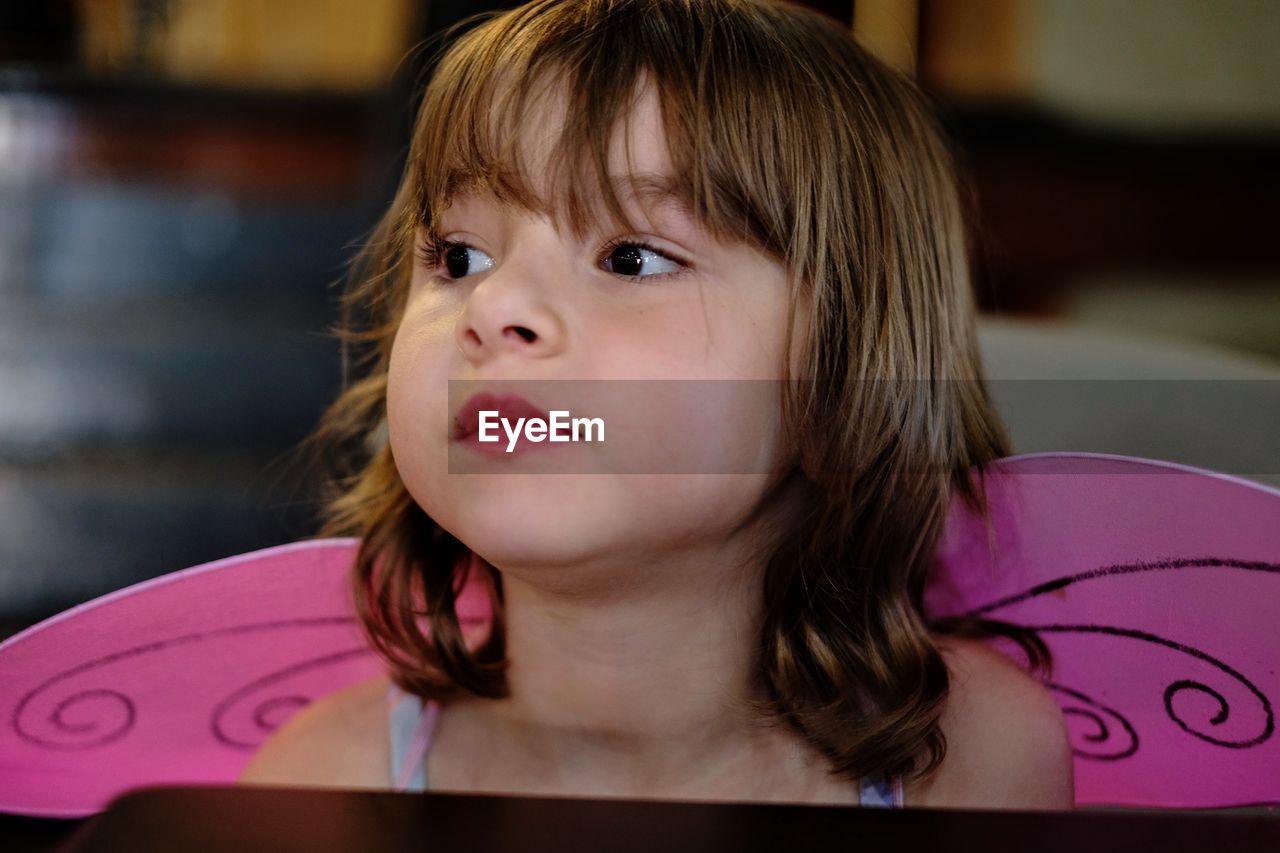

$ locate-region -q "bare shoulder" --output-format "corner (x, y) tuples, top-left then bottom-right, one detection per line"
(238, 673), (393, 789)
(904, 638), (1074, 810)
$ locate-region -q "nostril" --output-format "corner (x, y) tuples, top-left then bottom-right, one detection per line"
(507, 326), (537, 343)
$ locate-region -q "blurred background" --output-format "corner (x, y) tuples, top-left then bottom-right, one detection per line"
(1, 0), (1277, 637)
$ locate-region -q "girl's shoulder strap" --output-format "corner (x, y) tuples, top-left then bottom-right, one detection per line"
(858, 772), (905, 808)
(386, 685), (440, 791)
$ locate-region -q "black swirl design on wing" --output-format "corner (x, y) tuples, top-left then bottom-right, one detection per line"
(12, 617), (366, 751)
(1048, 683), (1138, 760)
(957, 558), (1279, 760)
(1035, 625), (1273, 751)
(963, 557), (1280, 618)
(210, 647), (374, 749)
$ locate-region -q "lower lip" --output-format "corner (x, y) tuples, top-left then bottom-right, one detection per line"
(455, 430), (575, 456)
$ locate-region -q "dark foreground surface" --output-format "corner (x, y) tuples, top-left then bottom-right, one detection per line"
(5, 785), (1278, 853)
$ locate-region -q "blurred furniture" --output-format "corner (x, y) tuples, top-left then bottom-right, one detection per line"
(978, 316), (1280, 488)
(77, 0), (418, 92)
(951, 110), (1280, 319)
(914, 1), (1280, 338)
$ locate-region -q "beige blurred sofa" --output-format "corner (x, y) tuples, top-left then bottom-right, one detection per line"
(976, 317), (1280, 489)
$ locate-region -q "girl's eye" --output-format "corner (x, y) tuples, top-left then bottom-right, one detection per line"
(435, 241), (495, 279)
(421, 237), (683, 281)
(601, 242), (683, 279)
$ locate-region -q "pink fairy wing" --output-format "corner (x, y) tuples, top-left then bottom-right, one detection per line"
(0, 538), (493, 817)
(2, 539), (378, 817)
(927, 453), (1280, 809)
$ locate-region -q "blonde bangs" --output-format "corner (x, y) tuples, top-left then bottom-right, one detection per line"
(405, 0), (813, 254)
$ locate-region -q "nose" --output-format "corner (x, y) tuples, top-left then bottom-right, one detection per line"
(455, 256), (567, 365)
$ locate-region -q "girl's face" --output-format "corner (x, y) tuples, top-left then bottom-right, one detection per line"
(387, 84), (804, 581)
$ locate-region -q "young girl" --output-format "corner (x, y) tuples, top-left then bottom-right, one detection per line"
(241, 0), (1073, 808)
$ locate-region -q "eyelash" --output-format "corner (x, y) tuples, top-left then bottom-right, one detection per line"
(415, 236), (451, 272)
(416, 236), (691, 283)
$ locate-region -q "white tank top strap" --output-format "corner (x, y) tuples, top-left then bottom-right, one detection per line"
(857, 771), (905, 808)
(387, 686), (438, 791)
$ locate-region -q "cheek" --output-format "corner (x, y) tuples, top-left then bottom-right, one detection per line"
(581, 378), (782, 482)
(386, 319), (452, 507)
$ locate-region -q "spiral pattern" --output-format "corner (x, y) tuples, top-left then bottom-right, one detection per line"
(1050, 683), (1138, 760)
(17, 688), (138, 750)
(10, 617), (363, 753)
(958, 559), (1279, 761)
(210, 647), (375, 749)
(1164, 679), (1274, 749)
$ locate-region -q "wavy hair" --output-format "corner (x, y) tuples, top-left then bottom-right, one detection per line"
(308, 0), (1047, 785)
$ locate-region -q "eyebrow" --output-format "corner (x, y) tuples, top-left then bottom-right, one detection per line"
(607, 172), (695, 216)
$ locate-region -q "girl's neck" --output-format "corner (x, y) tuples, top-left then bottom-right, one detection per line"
(470, 540), (785, 795)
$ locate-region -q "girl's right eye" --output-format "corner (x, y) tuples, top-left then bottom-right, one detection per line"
(424, 239), (495, 280)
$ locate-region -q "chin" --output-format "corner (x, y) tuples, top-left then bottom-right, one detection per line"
(423, 473), (623, 570)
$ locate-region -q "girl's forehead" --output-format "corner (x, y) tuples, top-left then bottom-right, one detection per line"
(440, 171), (693, 221)
(433, 82), (694, 235)
(509, 80), (675, 198)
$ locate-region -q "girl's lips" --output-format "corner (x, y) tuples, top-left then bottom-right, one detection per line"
(451, 391), (550, 441)
(457, 427), (573, 456)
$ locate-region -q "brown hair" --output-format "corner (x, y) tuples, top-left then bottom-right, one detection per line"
(309, 0), (1045, 785)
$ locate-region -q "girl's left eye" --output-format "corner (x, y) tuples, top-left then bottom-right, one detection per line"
(440, 243), (495, 279)
(418, 237), (495, 281)
(601, 242), (684, 279)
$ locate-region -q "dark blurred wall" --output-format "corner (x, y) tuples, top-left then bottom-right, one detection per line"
(0, 2), (441, 635)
